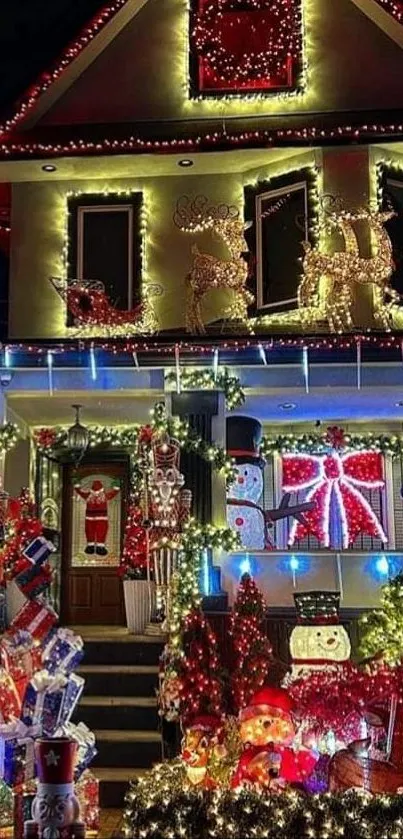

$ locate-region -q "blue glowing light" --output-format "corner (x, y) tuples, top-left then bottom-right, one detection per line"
(239, 556), (252, 576)
(376, 555), (389, 576)
(289, 555), (299, 572)
(90, 345), (97, 381)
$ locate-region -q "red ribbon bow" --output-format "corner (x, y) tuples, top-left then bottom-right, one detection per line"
(282, 451), (387, 549)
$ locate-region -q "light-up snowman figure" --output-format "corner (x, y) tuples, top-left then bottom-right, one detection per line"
(226, 416), (266, 550)
(288, 591), (351, 681)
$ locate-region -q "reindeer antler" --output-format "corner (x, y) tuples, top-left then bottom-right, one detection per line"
(173, 195), (240, 232)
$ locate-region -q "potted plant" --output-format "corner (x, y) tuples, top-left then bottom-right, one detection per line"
(120, 503), (155, 634)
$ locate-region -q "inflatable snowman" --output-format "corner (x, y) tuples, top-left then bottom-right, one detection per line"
(288, 591), (351, 680)
(226, 416), (267, 550)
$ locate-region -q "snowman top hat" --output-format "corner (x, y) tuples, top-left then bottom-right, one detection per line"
(294, 590), (341, 625)
(226, 416), (265, 467)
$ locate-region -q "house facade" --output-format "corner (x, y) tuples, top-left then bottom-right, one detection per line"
(2, 0), (403, 649)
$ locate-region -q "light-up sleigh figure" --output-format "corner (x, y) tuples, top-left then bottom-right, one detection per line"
(174, 195), (254, 334)
(50, 276), (157, 336)
(298, 209), (400, 332)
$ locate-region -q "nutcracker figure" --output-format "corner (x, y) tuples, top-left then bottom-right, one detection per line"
(24, 737), (85, 839)
(74, 479), (120, 557)
(147, 432), (191, 629)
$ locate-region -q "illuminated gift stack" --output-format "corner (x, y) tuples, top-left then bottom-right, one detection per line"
(0, 491), (99, 838)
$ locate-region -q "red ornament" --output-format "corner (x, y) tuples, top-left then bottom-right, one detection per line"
(138, 425), (154, 446)
(326, 426), (346, 450)
(34, 428), (58, 450)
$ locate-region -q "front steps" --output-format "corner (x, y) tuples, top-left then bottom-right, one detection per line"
(73, 627), (164, 808)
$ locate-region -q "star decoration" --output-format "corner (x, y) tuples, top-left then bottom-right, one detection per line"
(44, 749), (60, 767)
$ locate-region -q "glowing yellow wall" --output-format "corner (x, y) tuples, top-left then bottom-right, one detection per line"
(9, 151), (317, 338)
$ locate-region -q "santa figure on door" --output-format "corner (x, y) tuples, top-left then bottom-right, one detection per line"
(74, 478), (120, 557)
(226, 416), (267, 550)
(288, 590), (351, 681)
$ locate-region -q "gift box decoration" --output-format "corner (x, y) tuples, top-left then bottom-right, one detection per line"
(15, 563), (52, 600)
(0, 631), (42, 704)
(76, 769), (100, 832)
(0, 668), (21, 722)
(0, 779), (13, 829)
(0, 721), (36, 786)
(42, 628), (84, 676)
(21, 670), (67, 735)
(57, 722), (97, 780)
(59, 674), (84, 726)
(10, 600), (57, 644)
(22, 536), (55, 567)
(12, 780), (36, 839)
(0, 587), (6, 636)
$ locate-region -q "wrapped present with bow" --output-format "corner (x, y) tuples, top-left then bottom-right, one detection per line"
(0, 631), (42, 702)
(15, 562), (52, 600)
(22, 535), (55, 567)
(0, 721), (38, 786)
(21, 670), (68, 735)
(42, 628), (84, 676)
(76, 769), (100, 833)
(0, 668), (21, 722)
(10, 599), (57, 645)
(57, 722), (97, 780)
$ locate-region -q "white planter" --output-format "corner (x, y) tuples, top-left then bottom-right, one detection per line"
(123, 579), (155, 634)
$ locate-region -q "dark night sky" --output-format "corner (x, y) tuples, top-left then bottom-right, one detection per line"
(0, 1), (104, 117)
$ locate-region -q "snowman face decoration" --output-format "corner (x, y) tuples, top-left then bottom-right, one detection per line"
(290, 624), (351, 663)
(229, 463), (263, 503)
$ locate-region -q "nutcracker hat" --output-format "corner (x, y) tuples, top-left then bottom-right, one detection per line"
(294, 590), (341, 625)
(152, 432), (181, 470)
(239, 686), (294, 723)
(35, 737), (77, 785)
(226, 416), (265, 467)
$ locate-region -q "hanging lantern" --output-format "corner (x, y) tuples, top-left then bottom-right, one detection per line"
(67, 405), (89, 464)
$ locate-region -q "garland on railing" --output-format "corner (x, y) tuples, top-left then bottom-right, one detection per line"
(261, 430), (403, 458)
(34, 402), (237, 485)
(165, 368), (245, 411)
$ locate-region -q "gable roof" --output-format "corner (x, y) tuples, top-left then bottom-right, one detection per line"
(2, 0), (403, 158)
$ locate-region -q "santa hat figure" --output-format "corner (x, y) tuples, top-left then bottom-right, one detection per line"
(235, 686), (317, 788)
(26, 737), (85, 838)
(288, 591), (351, 681)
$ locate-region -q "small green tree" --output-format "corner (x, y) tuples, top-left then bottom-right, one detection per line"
(360, 572), (403, 665)
(229, 574), (272, 714)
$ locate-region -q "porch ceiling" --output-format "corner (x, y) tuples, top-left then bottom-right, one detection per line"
(6, 391), (158, 428)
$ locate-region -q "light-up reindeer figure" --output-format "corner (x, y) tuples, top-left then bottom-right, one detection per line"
(174, 195), (254, 334)
(299, 209), (399, 332)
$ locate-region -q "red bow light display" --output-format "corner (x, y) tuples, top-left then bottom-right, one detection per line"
(282, 451), (387, 549)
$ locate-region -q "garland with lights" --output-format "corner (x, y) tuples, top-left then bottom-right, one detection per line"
(0, 423), (20, 455)
(166, 368), (245, 411)
(261, 429), (403, 457)
(191, 0), (302, 93)
(34, 402), (237, 486)
(124, 782), (403, 838)
(360, 573), (403, 665)
(229, 573), (272, 714)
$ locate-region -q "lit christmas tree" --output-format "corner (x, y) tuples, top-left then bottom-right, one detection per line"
(229, 573), (272, 714)
(360, 573), (403, 665)
(120, 501), (148, 579)
(179, 607), (223, 724)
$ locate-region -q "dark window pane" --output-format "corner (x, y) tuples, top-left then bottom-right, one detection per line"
(258, 186), (306, 311)
(80, 209), (131, 308)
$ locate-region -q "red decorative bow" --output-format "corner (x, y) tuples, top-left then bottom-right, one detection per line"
(282, 451), (387, 549)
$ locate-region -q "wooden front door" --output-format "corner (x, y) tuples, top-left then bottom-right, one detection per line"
(62, 460), (127, 625)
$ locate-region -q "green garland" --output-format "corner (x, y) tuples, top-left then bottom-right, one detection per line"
(261, 430), (403, 457)
(124, 775), (403, 839)
(34, 402), (237, 485)
(0, 423), (20, 454)
(166, 368), (245, 411)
